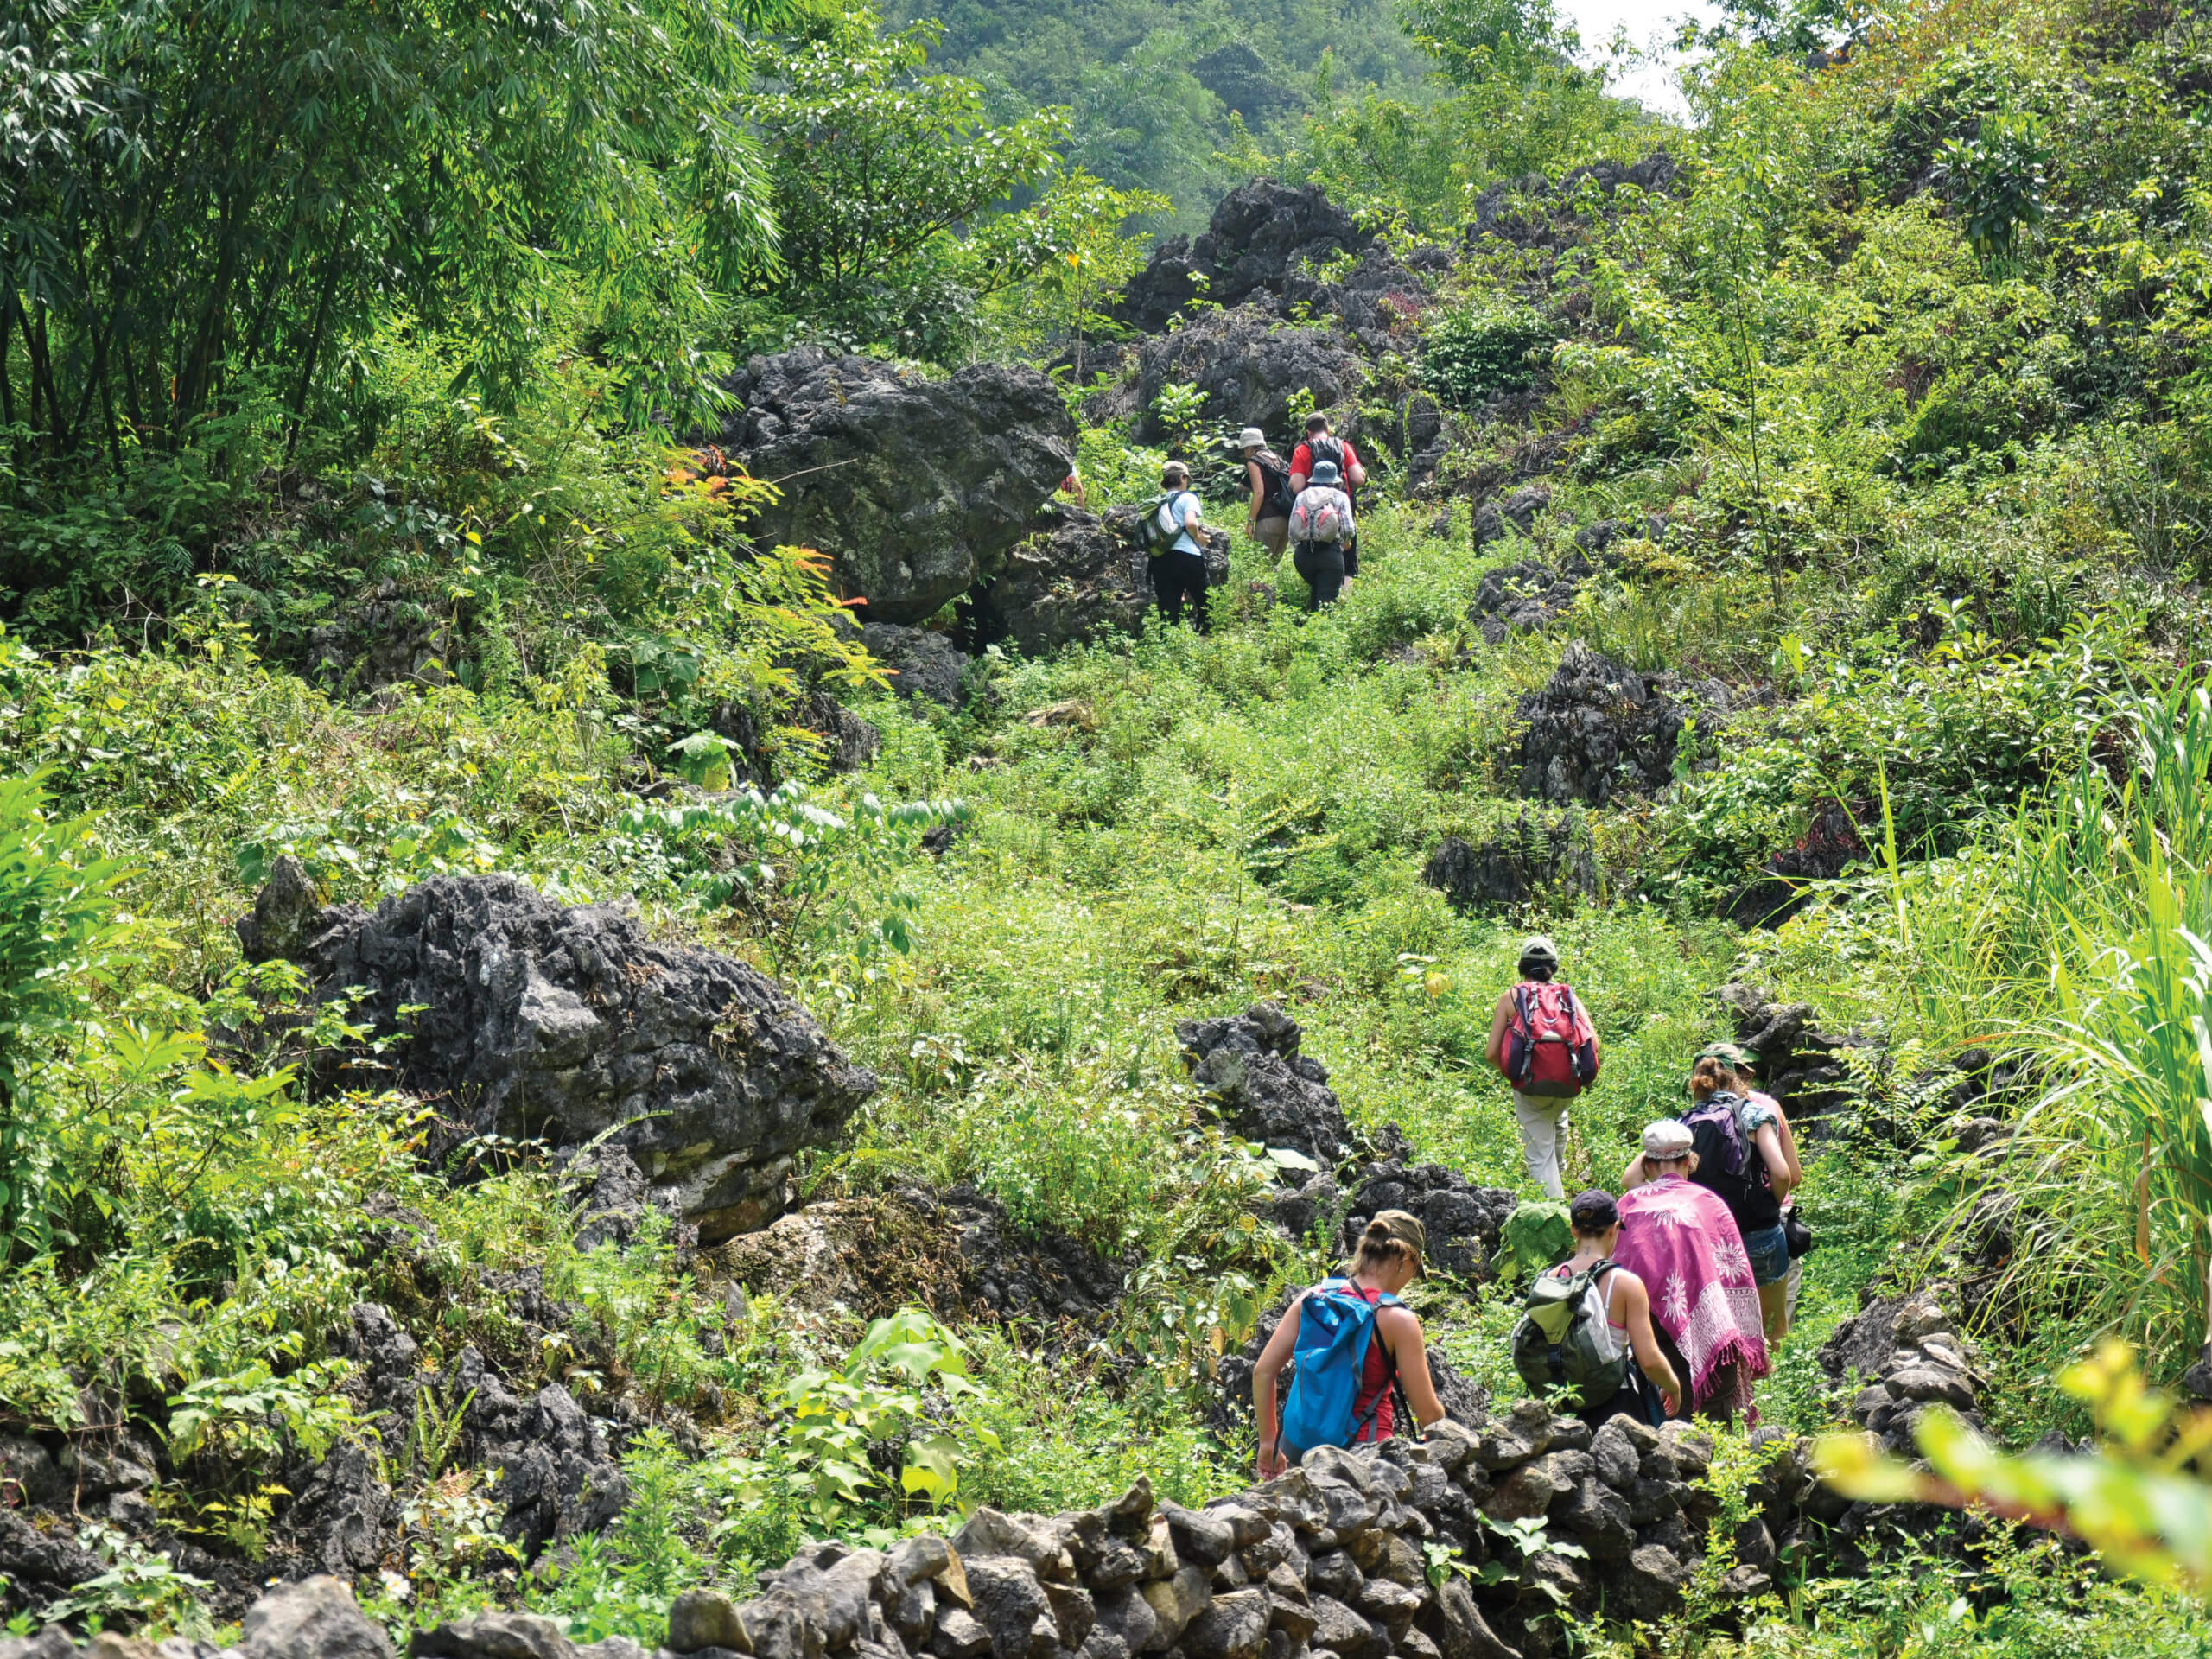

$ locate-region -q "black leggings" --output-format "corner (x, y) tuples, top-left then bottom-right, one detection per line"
(1294, 541), (1346, 608)
(1150, 549), (1211, 632)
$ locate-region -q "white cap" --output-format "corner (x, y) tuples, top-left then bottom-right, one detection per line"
(1641, 1120), (1694, 1159)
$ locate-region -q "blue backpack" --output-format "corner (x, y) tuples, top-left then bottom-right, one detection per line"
(1279, 1279), (1401, 1456)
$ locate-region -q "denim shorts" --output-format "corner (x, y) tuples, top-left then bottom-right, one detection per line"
(1742, 1222), (1790, 1287)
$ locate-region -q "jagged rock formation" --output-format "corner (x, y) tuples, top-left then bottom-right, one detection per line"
(972, 505), (1152, 658)
(1465, 156), (1683, 257)
(1713, 985), (1860, 1126)
(1134, 308), (1368, 443)
(237, 868), (877, 1241)
(712, 349), (1075, 626)
(307, 579), (453, 696)
(1516, 644), (1683, 807)
(1119, 182), (1377, 334)
(1422, 814), (1596, 912)
(1178, 1003), (1353, 1172)
(1470, 486), (1551, 552)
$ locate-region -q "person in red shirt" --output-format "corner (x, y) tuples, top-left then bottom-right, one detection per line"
(1288, 415), (1367, 588)
(1288, 414), (1368, 496)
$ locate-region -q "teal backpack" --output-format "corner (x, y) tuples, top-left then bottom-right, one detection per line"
(1279, 1279), (1400, 1454)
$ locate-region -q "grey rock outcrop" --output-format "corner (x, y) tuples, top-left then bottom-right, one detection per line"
(1177, 1002), (1352, 1171)
(974, 505), (1150, 658)
(1422, 814), (1596, 912)
(1516, 644), (1682, 807)
(1134, 308), (1368, 443)
(238, 869), (876, 1242)
(238, 1576), (396, 1659)
(713, 349), (1075, 626)
(307, 579), (453, 696)
(1470, 486), (1551, 552)
(1119, 181), (1376, 334)
(1467, 544), (1628, 643)
(863, 623), (973, 706)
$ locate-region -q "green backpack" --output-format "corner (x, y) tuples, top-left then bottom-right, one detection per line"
(1510, 1259), (1628, 1411)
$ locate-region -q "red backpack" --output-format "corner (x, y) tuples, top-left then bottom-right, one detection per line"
(1503, 982), (1599, 1098)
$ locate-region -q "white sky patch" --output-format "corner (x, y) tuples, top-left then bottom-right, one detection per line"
(1553, 0), (1723, 121)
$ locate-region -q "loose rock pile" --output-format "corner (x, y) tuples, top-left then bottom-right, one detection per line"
(238, 869), (877, 1243)
(1820, 1287), (1987, 1458)
(1516, 644), (1683, 808)
(1118, 183), (1376, 334)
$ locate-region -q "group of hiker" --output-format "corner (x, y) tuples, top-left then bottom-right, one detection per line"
(1252, 937), (1808, 1469)
(1135, 415), (1368, 631)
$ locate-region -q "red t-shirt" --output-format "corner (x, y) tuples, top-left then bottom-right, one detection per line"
(1290, 437), (1361, 480)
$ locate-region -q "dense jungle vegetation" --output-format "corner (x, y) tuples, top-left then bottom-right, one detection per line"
(11, 0), (2212, 1653)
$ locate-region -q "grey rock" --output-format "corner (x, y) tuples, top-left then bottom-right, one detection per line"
(1419, 1579), (1519, 1659)
(976, 506), (1151, 659)
(282, 1439), (391, 1576)
(0, 1438), (63, 1510)
(1339, 1163), (1516, 1287)
(1304, 1598), (1383, 1659)
(241, 873), (876, 1243)
(713, 350), (1074, 626)
(1618, 1546), (1687, 1621)
(1183, 1591), (1271, 1659)
(1550, 1481), (1634, 1562)
(1162, 1502), (1236, 1567)
(1588, 1423), (1638, 1493)
(0, 1631), (78, 1659)
(455, 1357), (629, 1555)
(577, 1643), (650, 1659)
(669, 1590), (748, 1656)
(1350, 1580), (1422, 1629)
(1045, 1583), (1096, 1649)
(241, 1578), (396, 1659)
(965, 1557), (1060, 1659)
(1178, 1004), (1351, 1170)
(410, 1612), (576, 1659)
(1470, 487), (1551, 552)
(1421, 815), (1596, 913)
(1137, 1567), (1211, 1647)
(861, 624), (970, 707)
(306, 580), (454, 697)
(0, 1511), (104, 1610)
(931, 1610), (991, 1659)
(1306, 1551), (1362, 1603)
(1119, 181), (1377, 334)
(1090, 1587), (1160, 1655)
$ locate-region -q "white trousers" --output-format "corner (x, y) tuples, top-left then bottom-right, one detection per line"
(1513, 1091), (1571, 1199)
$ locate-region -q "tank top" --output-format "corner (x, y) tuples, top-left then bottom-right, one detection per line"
(1327, 1281), (1398, 1441)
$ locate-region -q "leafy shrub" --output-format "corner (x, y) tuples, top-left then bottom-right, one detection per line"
(1420, 306), (1553, 408)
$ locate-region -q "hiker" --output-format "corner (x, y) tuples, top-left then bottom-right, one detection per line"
(1288, 415), (1367, 595)
(1612, 1121), (1770, 1421)
(1288, 413), (1368, 498)
(1514, 1189), (1682, 1427)
(1626, 1052), (1797, 1341)
(1252, 1211), (1446, 1477)
(1059, 465), (1086, 510)
(1484, 937), (1602, 1199)
(1234, 428), (1294, 561)
(1723, 1043), (1808, 1337)
(1287, 459), (1357, 609)
(1144, 460), (1211, 633)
